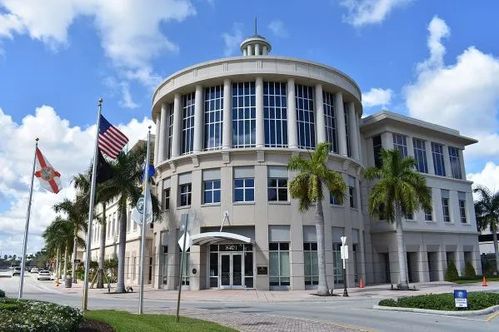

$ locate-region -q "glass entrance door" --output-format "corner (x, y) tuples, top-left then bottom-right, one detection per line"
(219, 253), (243, 288)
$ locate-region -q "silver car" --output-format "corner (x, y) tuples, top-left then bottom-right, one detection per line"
(11, 266), (21, 276)
(37, 270), (51, 281)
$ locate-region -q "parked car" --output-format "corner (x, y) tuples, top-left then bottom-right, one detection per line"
(37, 270), (51, 281)
(30, 267), (39, 273)
(11, 266), (21, 276)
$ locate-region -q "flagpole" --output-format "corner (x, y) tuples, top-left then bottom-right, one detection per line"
(138, 126), (151, 314)
(82, 98), (103, 311)
(18, 138), (39, 299)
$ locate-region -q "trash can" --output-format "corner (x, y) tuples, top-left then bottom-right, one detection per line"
(65, 276), (72, 288)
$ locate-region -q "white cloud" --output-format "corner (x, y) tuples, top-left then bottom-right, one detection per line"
(405, 16), (499, 161)
(340, 0), (411, 27)
(120, 83), (139, 110)
(0, 0), (196, 106)
(268, 20), (288, 38)
(362, 87), (393, 108)
(222, 23), (243, 57)
(0, 105), (154, 255)
(468, 162), (499, 193)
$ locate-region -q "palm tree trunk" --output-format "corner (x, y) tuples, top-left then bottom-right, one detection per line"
(315, 200), (330, 295)
(71, 234), (77, 283)
(63, 245), (68, 279)
(395, 208), (409, 289)
(492, 224), (499, 274)
(97, 203), (107, 288)
(116, 203), (127, 293)
(55, 248), (60, 280)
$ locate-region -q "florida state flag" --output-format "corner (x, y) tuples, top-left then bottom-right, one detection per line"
(34, 148), (61, 193)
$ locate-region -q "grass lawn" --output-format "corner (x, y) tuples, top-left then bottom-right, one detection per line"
(454, 276), (499, 284)
(84, 310), (237, 332)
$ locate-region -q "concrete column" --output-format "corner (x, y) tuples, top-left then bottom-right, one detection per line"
(315, 84), (326, 144)
(407, 135), (415, 158)
(418, 247), (430, 282)
(171, 93), (181, 158)
(193, 85), (203, 153)
(443, 144), (451, 177)
(287, 78), (298, 149)
(335, 92), (347, 156)
(348, 102), (360, 160)
(222, 79), (232, 149)
(255, 43), (261, 56)
(255, 77), (265, 148)
(247, 44), (252, 56)
(158, 103), (168, 162)
(459, 149), (466, 178)
(153, 114), (161, 166)
(427, 141), (435, 175)
(381, 132), (394, 150)
(263, 45), (268, 55)
(243, 49), (247, 56)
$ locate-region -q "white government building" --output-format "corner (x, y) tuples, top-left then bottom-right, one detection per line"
(90, 31), (481, 290)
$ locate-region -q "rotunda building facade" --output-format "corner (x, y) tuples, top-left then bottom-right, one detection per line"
(151, 33), (365, 291)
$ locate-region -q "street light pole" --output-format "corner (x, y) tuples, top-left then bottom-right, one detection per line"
(341, 236), (349, 297)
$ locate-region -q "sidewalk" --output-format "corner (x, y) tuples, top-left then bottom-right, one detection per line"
(55, 279), (499, 303)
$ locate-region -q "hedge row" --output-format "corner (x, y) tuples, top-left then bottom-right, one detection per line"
(379, 292), (499, 311)
(0, 298), (82, 331)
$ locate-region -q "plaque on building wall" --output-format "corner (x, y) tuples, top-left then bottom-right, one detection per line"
(257, 266), (268, 275)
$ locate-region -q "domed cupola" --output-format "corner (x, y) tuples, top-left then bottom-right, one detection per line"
(240, 18), (272, 56)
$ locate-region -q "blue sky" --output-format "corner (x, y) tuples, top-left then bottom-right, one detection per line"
(1, 0), (498, 255)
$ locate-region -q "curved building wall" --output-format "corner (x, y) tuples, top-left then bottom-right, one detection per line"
(151, 56), (366, 291)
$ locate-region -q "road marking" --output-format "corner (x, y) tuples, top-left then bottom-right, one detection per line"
(486, 311), (499, 321)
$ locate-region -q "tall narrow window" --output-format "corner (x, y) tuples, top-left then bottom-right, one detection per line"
(303, 226), (318, 286)
(264, 82), (287, 147)
(181, 93), (195, 154)
(268, 166), (288, 202)
(413, 138), (428, 173)
(448, 147), (462, 179)
(178, 173), (192, 207)
(204, 86), (224, 150)
(167, 103), (174, 159)
(202, 169), (221, 204)
(323, 91), (338, 153)
(372, 135), (382, 168)
(393, 134), (408, 158)
(458, 191), (467, 223)
(424, 190), (433, 221)
(163, 178), (171, 210)
(344, 104), (351, 157)
(295, 84), (315, 149)
(234, 167), (255, 202)
(269, 226), (290, 287)
(432, 142), (446, 176)
(348, 175), (357, 208)
(441, 189), (450, 222)
(232, 82), (256, 148)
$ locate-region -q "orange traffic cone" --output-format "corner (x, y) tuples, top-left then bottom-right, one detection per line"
(359, 278), (365, 288)
(482, 276), (488, 287)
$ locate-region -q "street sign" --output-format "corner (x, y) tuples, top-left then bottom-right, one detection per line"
(178, 232), (191, 252)
(340, 245), (349, 260)
(454, 289), (468, 308)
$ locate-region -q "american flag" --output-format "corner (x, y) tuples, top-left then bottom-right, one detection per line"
(98, 115), (129, 159)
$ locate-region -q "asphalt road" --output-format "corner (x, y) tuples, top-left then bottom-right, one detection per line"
(1, 273), (498, 332)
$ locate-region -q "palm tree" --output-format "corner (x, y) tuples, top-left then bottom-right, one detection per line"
(288, 142), (347, 296)
(364, 149), (431, 289)
(54, 198), (87, 282)
(99, 149), (145, 293)
(474, 186), (499, 274)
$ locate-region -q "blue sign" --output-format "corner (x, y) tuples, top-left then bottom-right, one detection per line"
(454, 289), (468, 308)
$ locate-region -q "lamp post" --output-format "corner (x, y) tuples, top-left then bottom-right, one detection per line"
(340, 236), (349, 297)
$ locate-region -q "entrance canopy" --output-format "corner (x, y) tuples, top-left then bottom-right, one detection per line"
(190, 232), (252, 246)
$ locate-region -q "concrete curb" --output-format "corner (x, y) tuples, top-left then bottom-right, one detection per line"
(373, 304), (499, 316)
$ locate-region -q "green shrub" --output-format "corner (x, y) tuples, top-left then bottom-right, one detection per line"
(445, 261), (459, 281)
(0, 298), (82, 331)
(0, 289), (5, 298)
(464, 262), (476, 279)
(378, 292), (499, 311)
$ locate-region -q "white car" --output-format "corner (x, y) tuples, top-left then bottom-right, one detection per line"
(11, 266), (21, 276)
(37, 270), (51, 281)
(30, 267), (39, 273)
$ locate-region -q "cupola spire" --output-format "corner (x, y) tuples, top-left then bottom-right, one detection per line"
(240, 18), (271, 56)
